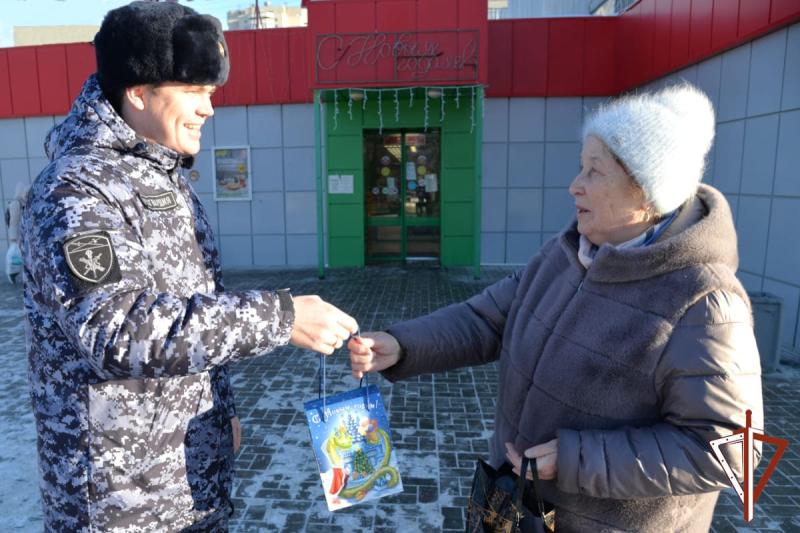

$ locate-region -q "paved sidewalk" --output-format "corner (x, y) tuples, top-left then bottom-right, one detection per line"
(1, 267), (798, 532)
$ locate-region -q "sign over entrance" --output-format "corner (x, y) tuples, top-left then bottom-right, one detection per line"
(315, 30), (479, 85)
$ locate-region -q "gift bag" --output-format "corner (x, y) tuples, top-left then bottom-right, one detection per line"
(466, 457), (555, 533)
(304, 366), (403, 511)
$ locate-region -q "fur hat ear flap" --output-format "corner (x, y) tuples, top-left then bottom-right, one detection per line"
(94, 1), (229, 98)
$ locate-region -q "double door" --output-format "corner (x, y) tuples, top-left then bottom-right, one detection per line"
(364, 130), (441, 263)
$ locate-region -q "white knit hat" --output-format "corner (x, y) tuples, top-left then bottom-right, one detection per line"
(582, 83), (715, 215)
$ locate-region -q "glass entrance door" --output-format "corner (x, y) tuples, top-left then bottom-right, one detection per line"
(364, 130), (441, 263)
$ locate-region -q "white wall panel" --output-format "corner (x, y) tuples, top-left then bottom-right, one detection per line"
(287, 234), (317, 265)
(507, 143), (544, 187)
(544, 143), (580, 188)
(506, 232), (540, 264)
(545, 98), (582, 142)
(0, 160), (30, 200)
(696, 56), (722, 111)
(218, 201), (253, 235)
(483, 99), (509, 143)
(282, 104), (314, 147)
(283, 147), (315, 191)
(506, 189), (543, 232)
(713, 121), (745, 193)
(747, 30), (787, 116)
(285, 191), (316, 234)
(24, 117), (54, 159)
(736, 196), (771, 275)
(0, 120), (28, 158)
(782, 24), (800, 111)
(219, 235), (252, 267)
(251, 192), (285, 234)
(740, 115), (779, 195)
(251, 147), (285, 192)
(253, 235), (287, 266)
(213, 106), (248, 146)
(765, 198), (800, 283)
(482, 143), (508, 188)
(508, 98), (545, 142)
(481, 232), (506, 263)
(542, 188), (573, 232)
(481, 188), (506, 232)
(247, 106), (283, 148)
(718, 45), (751, 122)
(774, 109), (800, 196)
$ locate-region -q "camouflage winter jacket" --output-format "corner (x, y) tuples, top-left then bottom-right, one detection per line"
(21, 75), (294, 532)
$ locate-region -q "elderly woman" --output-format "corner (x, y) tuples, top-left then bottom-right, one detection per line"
(348, 84), (763, 532)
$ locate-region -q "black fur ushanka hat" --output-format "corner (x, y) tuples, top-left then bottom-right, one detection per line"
(94, 1), (229, 95)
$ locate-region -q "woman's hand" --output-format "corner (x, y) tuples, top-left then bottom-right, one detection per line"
(231, 416), (241, 454)
(347, 331), (402, 379)
(505, 439), (558, 480)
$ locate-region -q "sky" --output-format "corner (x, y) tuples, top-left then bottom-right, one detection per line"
(0, 0), (303, 48)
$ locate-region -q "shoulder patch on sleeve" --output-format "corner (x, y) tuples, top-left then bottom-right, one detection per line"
(63, 231), (122, 291)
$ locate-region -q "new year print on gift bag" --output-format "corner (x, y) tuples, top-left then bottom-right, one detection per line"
(305, 370), (403, 511)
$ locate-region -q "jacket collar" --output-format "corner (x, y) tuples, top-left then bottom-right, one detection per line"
(559, 185), (739, 283)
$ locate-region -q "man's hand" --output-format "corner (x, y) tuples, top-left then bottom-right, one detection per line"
(505, 439), (558, 480)
(348, 331), (402, 379)
(290, 295), (358, 355)
(231, 416), (241, 454)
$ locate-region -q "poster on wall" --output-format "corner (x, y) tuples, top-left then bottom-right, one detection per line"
(329, 174), (354, 195)
(213, 147), (252, 201)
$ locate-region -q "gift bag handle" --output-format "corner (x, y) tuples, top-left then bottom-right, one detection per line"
(359, 374), (370, 410)
(318, 353), (327, 421)
(318, 329), (368, 422)
(517, 456), (549, 523)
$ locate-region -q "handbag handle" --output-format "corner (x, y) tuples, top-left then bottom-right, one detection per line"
(516, 456), (549, 522)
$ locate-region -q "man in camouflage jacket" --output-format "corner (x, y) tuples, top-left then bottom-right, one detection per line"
(20, 3), (356, 531)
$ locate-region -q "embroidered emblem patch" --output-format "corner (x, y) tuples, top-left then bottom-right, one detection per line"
(140, 191), (178, 211)
(63, 232), (119, 285)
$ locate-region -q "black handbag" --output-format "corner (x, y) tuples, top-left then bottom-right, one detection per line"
(466, 456), (555, 533)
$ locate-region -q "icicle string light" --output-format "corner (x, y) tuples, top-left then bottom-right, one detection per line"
(470, 86), (476, 134)
(440, 87), (445, 123)
(378, 92), (383, 134)
(423, 89), (429, 132)
(322, 85), (482, 132)
(332, 89), (339, 130)
(347, 88), (354, 120)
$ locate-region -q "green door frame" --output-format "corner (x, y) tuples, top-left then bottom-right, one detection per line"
(365, 129), (441, 264)
(317, 85), (484, 277)
(473, 86), (484, 279)
(314, 90), (325, 278)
